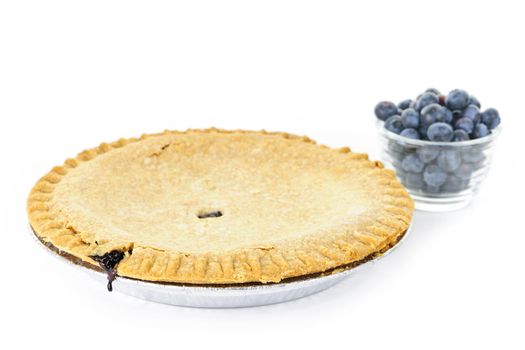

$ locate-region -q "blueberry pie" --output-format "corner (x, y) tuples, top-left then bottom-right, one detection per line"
(28, 129), (413, 288)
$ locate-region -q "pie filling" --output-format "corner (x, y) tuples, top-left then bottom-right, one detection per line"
(89, 251), (127, 291)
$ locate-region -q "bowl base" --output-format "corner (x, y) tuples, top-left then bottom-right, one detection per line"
(412, 192), (473, 212)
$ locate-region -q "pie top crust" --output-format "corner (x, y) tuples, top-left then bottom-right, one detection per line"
(28, 129), (414, 284)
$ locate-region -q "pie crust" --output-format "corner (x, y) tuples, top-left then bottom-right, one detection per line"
(28, 129), (414, 284)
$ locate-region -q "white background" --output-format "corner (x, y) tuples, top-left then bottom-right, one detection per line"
(1, 1), (524, 349)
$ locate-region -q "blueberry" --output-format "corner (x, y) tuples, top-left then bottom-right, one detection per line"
(437, 150), (461, 172)
(454, 117), (474, 134)
(424, 184), (442, 194)
(461, 148), (485, 164)
(453, 129), (470, 142)
(445, 89), (470, 110)
(462, 105), (481, 124)
(454, 163), (473, 180)
(415, 92), (439, 112)
(427, 122), (454, 142)
(442, 175), (468, 193)
(439, 95), (446, 106)
(401, 108), (420, 129)
(375, 101), (398, 121)
(425, 88), (441, 95)
(421, 103), (447, 125)
(472, 123), (490, 138)
(398, 99), (413, 110)
(402, 153), (425, 173)
(405, 172), (424, 190)
(384, 115), (404, 134)
(400, 128), (420, 140)
(423, 164), (448, 187)
(481, 108), (501, 130)
(443, 109), (453, 124)
(416, 147), (440, 163)
(469, 95), (481, 108)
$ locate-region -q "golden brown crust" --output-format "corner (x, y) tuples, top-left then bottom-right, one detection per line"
(28, 128), (414, 284)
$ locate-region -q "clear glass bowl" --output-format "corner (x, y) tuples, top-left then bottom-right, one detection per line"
(376, 121), (501, 212)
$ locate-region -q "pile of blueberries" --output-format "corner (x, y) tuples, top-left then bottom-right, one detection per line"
(374, 88), (501, 195)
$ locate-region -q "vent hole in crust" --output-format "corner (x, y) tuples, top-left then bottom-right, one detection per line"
(197, 210), (223, 219)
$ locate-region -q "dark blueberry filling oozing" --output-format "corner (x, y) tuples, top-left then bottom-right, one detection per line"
(90, 250), (125, 292)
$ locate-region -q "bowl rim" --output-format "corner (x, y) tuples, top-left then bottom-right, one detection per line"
(377, 121), (501, 147)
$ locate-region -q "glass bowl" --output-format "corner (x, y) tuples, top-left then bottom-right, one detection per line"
(376, 121), (501, 212)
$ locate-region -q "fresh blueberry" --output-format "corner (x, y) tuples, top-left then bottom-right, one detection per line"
(437, 150), (461, 172)
(401, 108), (420, 129)
(424, 184), (442, 194)
(415, 92), (439, 112)
(481, 108), (501, 130)
(442, 175), (468, 193)
(445, 89), (470, 110)
(416, 147), (440, 163)
(398, 99), (413, 110)
(469, 95), (481, 108)
(427, 122), (454, 142)
(425, 88), (441, 95)
(454, 163), (473, 180)
(375, 101), (398, 121)
(405, 172), (424, 190)
(400, 128), (420, 140)
(454, 117), (474, 134)
(461, 147), (486, 164)
(423, 164), (448, 187)
(384, 115), (404, 134)
(453, 129), (470, 142)
(421, 103), (447, 125)
(472, 123), (490, 138)
(443, 109), (453, 124)
(462, 105), (481, 124)
(402, 154), (425, 173)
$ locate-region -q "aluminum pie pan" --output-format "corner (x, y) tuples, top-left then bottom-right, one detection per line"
(30, 225), (411, 308)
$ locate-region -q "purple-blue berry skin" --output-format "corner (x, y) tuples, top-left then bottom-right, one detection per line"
(481, 108), (501, 130)
(443, 109), (453, 124)
(384, 115), (404, 134)
(375, 101), (398, 121)
(469, 95), (481, 108)
(437, 150), (461, 172)
(427, 122), (454, 142)
(472, 123), (490, 139)
(424, 184), (442, 194)
(454, 163), (473, 180)
(421, 103), (447, 126)
(425, 88), (441, 95)
(400, 128), (420, 140)
(416, 147), (440, 163)
(462, 105), (481, 124)
(402, 153), (425, 173)
(423, 164), (447, 187)
(454, 117), (474, 134)
(405, 172), (424, 190)
(453, 129), (470, 142)
(462, 148), (485, 164)
(401, 108), (420, 129)
(419, 126), (429, 140)
(398, 99), (413, 110)
(445, 89), (470, 110)
(415, 92), (439, 112)
(442, 175), (468, 193)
